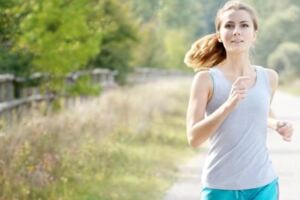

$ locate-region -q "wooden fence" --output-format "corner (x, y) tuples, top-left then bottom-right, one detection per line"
(0, 67), (191, 129)
(0, 69), (118, 128)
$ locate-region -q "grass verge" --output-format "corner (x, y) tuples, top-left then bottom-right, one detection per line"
(0, 77), (197, 200)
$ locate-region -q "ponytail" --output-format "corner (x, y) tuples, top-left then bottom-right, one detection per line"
(184, 33), (226, 71)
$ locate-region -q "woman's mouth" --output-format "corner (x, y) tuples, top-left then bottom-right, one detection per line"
(231, 40), (244, 43)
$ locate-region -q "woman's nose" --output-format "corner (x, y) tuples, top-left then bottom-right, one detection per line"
(233, 27), (241, 36)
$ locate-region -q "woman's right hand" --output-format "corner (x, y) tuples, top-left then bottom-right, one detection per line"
(225, 76), (250, 109)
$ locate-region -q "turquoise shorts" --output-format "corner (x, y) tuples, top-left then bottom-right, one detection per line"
(201, 178), (279, 200)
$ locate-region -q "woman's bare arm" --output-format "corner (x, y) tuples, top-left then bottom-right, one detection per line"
(186, 71), (249, 148)
(267, 68), (279, 130)
(266, 68), (293, 141)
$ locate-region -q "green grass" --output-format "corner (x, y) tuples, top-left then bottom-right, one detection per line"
(56, 112), (194, 200)
(279, 77), (300, 96)
(279, 85), (300, 96)
(0, 77), (197, 200)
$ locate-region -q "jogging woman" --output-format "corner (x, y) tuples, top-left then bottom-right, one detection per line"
(185, 1), (294, 199)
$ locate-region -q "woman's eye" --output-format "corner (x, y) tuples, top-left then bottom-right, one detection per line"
(241, 24), (249, 28)
(225, 24), (233, 28)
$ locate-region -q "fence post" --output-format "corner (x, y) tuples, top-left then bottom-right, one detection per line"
(0, 74), (15, 103)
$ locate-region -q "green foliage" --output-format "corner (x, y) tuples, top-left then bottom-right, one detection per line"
(66, 76), (101, 97)
(159, 0), (202, 29)
(2, 0), (300, 86)
(163, 29), (189, 69)
(268, 42), (300, 75)
(130, 21), (165, 68)
(0, 48), (33, 76)
(88, 0), (138, 84)
(130, 0), (199, 69)
(0, 0), (19, 43)
(0, 0), (34, 76)
(128, 0), (162, 23)
(196, 0), (228, 34)
(255, 5), (300, 66)
(17, 0), (103, 75)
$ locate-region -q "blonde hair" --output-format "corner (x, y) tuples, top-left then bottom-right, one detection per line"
(184, 0), (258, 71)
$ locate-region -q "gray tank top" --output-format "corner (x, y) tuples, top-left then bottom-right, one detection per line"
(202, 65), (278, 190)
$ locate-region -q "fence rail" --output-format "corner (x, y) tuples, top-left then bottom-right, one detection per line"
(0, 69), (118, 128)
(0, 67), (190, 129)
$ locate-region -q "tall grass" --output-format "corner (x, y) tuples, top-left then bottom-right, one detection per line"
(280, 79), (300, 96)
(0, 77), (196, 200)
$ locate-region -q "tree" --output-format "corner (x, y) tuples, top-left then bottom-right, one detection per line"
(130, 20), (165, 69)
(88, 0), (138, 83)
(268, 42), (300, 76)
(253, 5), (300, 66)
(128, 0), (162, 23)
(0, 0), (34, 76)
(17, 0), (104, 75)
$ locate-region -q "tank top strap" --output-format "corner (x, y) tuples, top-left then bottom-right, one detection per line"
(255, 65), (272, 96)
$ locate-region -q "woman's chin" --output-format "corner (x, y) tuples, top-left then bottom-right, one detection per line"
(226, 46), (249, 54)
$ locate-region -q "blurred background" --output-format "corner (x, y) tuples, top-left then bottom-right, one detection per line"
(1, 0), (300, 84)
(0, 0), (299, 199)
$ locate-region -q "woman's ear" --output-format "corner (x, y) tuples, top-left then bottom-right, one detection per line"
(253, 30), (258, 42)
(216, 32), (222, 43)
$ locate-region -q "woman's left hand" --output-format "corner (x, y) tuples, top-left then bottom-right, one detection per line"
(276, 121), (293, 142)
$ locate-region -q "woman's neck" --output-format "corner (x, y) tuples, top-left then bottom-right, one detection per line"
(218, 52), (253, 76)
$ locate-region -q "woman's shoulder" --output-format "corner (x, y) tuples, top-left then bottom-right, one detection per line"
(193, 69), (211, 79)
(191, 69), (213, 95)
(255, 65), (277, 74)
(192, 69), (214, 86)
(256, 66), (279, 90)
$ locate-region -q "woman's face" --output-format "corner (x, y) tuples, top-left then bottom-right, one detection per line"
(217, 9), (256, 53)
